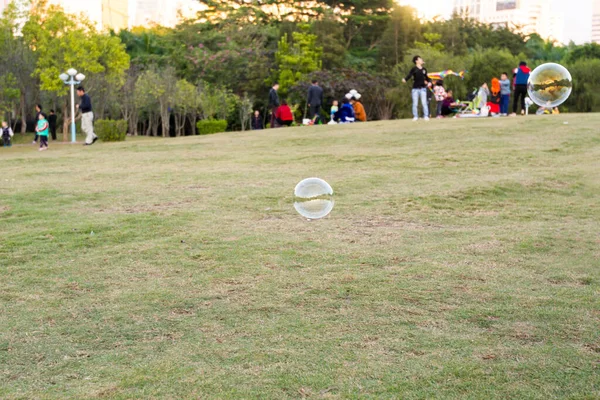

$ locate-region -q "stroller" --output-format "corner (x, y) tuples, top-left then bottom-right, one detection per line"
(454, 88), (482, 117)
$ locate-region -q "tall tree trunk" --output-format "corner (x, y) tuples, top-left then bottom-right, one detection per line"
(62, 101), (69, 142)
(19, 92), (26, 134)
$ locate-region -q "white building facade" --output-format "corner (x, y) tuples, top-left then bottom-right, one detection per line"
(0, 0), (201, 30)
(453, 0), (564, 42)
(593, 0), (600, 43)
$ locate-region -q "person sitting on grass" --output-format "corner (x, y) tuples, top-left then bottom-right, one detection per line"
(337, 98), (356, 123)
(441, 90), (459, 117)
(350, 95), (367, 122)
(251, 110), (263, 130)
(275, 100), (294, 127)
(36, 113), (49, 151)
(2, 121), (13, 147)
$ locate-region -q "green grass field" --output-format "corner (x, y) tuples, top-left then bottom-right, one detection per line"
(1, 115), (599, 399)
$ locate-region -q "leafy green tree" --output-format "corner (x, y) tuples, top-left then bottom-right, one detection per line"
(564, 43), (600, 64)
(379, 5), (422, 66)
(0, 73), (20, 124)
(197, 81), (237, 121)
(275, 25), (323, 95)
(0, 0), (38, 132)
(173, 79), (197, 136)
(22, 0), (130, 139)
(311, 14), (346, 70)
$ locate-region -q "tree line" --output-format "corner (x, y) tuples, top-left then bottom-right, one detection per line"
(1, 0), (600, 138)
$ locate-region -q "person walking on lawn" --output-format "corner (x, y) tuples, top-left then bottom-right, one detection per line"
(76, 87), (98, 145)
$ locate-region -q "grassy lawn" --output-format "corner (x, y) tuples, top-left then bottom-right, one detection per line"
(1, 115), (599, 399)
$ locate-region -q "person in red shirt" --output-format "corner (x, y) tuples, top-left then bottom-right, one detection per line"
(275, 100), (294, 127)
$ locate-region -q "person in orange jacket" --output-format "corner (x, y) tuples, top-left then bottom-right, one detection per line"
(350, 94), (366, 122)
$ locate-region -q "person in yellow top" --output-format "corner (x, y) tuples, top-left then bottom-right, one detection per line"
(350, 94), (367, 122)
(552, 107), (560, 115)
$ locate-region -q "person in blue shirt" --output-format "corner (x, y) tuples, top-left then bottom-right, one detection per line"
(511, 61), (531, 116)
(337, 98), (355, 123)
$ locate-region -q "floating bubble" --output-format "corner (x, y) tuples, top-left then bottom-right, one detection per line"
(527, 63), (572, 108)
(294, 178), (334, 220)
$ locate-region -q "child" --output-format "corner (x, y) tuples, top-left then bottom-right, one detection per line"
(488, 78), (501, 116)
(330, 100), (339, 122)
(433, 80), (447, 118)
(251, 110), (263, 130)
(36, 113), (49, 151)
(499, 73), (511, 116)
(2, 121), (13, 147)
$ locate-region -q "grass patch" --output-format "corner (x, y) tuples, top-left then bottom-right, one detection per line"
(1, 114), (599, 398)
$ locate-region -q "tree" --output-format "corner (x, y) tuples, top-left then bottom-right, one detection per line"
(237, 93), (253, 132)
(275, 24), (323, 95)
(0, 1), (38, 133)
(173, 79), (197, 136)
(379, 5), (421, 67)
(0, 73), (20, 125)
(22, 0), (129, 140)
(564, 43), (600, 64)
(118, 67), (141, 136)
(134, 67), (175, 137)
(197, 81), (237, 121)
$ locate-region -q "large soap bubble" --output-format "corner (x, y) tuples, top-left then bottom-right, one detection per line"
(527, 63), (572, 108)
(294, 178), (334, 219)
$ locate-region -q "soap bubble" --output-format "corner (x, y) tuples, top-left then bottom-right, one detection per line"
(294, 178), (334, 220)
(527, 63), (572, 108)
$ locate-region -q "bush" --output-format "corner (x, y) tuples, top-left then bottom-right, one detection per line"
(196, 119), (227, 135)
(95, 119), (127, 142)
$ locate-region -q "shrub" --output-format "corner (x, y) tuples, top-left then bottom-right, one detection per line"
(95, 119), (127, 142)
(196, 119), (227, 135)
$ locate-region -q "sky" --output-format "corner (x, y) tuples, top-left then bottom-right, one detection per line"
(398, 0), (593, 44)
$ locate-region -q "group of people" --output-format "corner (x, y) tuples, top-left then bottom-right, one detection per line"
(252, 80), (368, 130)
(1, 86), (98, 150)
(403, 55), (549, 119)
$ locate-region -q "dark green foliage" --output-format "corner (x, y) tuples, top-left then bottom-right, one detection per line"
(196, 119), (227, 135)
(95, 119), (127, 142)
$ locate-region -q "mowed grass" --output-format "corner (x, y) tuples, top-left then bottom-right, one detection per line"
(1, 115), (599, 399)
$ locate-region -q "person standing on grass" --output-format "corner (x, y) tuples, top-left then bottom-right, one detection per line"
(76, 87), (98, 145)
(268, 83), (280, 128)
(402, 55), (432, 121)
(36, 113), (49, 151)
(499, 73), (511, 116)
(511, 61), (531, 116)
(32, 104), (42, 144)
(2, 121), (13, 147)
(48, 110), (57, 141)
(307, 80), (324, 124)
(433, 80), (446, 118)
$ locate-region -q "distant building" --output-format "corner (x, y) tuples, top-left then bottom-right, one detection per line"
(593, 0), (600, 43)
(0, 0), (201, 30)
(453, 0), (564, 42)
